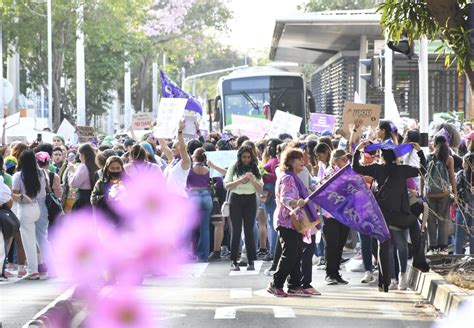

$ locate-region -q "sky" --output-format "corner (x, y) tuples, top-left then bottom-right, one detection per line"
(222, 0), (304, 57)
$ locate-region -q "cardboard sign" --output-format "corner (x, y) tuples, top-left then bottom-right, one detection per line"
(206, 150), (238, 178)
(341, 102), (381, 133)
(6, 136), (27, 144)
(56, 118), (76, 144)
(268, 110), (302, 139)
(131, 112), (154, 130)
(309, 113), (337, 133)
(153, 98), (187, 138)
(76, 126), (96, 143)
(230, 115), (271, 140)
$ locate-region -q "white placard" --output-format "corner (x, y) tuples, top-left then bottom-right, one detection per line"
(56, 118), (76, 144)
(183, 114), (198, 138)
(131, 112), (153, 130)
(206, 150), (238, 178)
(153, 98), (187, 138)
(267, 110), (302, 139)
(231, 115), (272, 140)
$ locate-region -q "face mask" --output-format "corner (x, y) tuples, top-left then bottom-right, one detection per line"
(109, 171), (121, 179)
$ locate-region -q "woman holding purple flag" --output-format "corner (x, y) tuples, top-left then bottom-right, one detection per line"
(267, 148), (319, 297)
(353, 140), (426, 292)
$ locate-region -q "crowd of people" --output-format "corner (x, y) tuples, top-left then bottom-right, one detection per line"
(0, 118), (473, 299)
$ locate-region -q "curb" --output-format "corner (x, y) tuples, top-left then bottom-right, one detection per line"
(408, 265), (473, 315)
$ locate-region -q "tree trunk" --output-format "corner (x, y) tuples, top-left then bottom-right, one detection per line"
(134, 55), (151, 112)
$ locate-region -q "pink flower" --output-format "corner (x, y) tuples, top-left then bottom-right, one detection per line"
(86, 287), (155, 328)
(111, 167), (197, 237)
(49, 210), (119, 286)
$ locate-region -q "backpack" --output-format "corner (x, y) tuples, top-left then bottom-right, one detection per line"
(424, 159), (450, 197)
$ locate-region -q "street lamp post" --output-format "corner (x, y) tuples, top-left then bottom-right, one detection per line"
(32, 0), (53, 130)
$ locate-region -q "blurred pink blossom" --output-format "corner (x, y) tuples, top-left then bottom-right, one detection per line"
(49, 210), (119, 286)
(111, 168), (197, 236)
(141, 0), (194, 36)
(86, 287), (154, 328)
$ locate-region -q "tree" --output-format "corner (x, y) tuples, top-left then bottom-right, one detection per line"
(379, 1), (473, 92)
(298, 0), (378, 12)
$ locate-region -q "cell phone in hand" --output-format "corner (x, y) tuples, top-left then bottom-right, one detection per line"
(37, 133), (42, 143)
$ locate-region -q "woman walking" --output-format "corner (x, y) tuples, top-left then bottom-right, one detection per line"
(71, 144), (98, 210)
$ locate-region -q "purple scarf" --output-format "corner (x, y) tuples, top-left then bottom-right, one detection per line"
(286, 171), (319, 223)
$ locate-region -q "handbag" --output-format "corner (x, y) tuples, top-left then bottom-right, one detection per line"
(209, 179), (223, 225)
(290, 206), (320, 234)
(0, 207), (20, 240)
(44, 171), (64, 224)
(221, 190), (231, 218)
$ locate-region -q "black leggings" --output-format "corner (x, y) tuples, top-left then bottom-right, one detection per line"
(229, 193), (257, 262)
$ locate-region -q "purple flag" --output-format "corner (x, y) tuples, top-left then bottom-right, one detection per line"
(364, 140), (413, 158)
(160, 70), (202, 115)
(308, 113), (337, 133)
(308, 165), (390, 241)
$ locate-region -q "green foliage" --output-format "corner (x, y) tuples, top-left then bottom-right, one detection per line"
(378, 0), (471, 75)
(298, 0), (378, 12)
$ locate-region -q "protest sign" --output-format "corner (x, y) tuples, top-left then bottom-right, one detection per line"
(6, 136), (27, 144)
(268, 110), (302, 139)
(153, 98), (187, 138)
(131, 112), (154, 130)
(341, 102), (381, 134)
(308, 165), (389, 242)
(206, 150), (238, 178)
(56, 118), (76, 143)
(231, 115), (271, 140)
(309, 113), (337, 133)
(182, 114), (198, 138)
(76, 126), (96, 143)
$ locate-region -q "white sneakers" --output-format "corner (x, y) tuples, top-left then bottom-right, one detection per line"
(398, 272), (408, 290)
(360, 271), (376, 284)
(388, 279), (398, 290)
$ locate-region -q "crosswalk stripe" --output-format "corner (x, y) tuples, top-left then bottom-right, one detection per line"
(230, 288), (252, 298)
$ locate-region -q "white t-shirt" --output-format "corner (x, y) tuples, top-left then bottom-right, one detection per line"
(0, 176), (12, 205)
(164, 160), (190, 198)
(12, 170), (47, 201)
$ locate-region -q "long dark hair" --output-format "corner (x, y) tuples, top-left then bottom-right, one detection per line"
(79, 144), (99, 188)
(464, 153), (474, 186)
(102, 156), (124, 182)
(235, 145), (261, 179)
(0, 155), (4, 176)
(433, 135), (450, 163)
(18, 150), (41, 198)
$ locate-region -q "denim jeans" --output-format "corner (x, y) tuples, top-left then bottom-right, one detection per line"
(188, 189), (213, 261)
(359, 232), (373, 272)
(427, 195), (451, 248)
(263, 183), (277, 256)
(390, 228), (408, 277)
(455, 194), (474, 255)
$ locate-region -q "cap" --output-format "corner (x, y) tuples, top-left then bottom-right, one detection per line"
(124, 138), (135, 147)
(262, 102), (270, 107)
(35, 151), (51, 163)
(321, 130), (332, 136)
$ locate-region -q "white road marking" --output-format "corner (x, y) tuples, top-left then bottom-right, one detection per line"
(375, 304), (403, 317)
(215, 305), (295, 319)
(230, 288), (252, 298)
(22, 286), (76, 328)
(177, 262), (209, 278)
(157, 312), (187, 320)
(229, 261), (263, 276)
(254, 288), (276, 298)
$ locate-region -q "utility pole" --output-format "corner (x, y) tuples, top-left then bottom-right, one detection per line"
(76, 2), (86, 127)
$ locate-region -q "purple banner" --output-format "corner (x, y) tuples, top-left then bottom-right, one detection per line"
(160, 70), (202, 115)
(309, 113), (337, 133)
(308, 165), (390, 242)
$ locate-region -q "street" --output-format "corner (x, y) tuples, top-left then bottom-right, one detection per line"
(1, 258), (439, 327)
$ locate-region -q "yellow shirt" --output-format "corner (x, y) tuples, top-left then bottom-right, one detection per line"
(224, 164), (261, 195)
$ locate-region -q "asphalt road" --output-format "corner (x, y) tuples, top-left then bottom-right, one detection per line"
(1, 259), (439, 328)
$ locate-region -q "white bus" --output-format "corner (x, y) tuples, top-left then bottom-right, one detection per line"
(212, 66), (313, 133)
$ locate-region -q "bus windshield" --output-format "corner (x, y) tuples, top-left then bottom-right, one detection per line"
(222, 75), (305, 125)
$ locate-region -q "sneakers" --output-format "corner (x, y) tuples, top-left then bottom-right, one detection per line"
(208, 251), (221, 261)
(257, 249), (268, 259)
(361, 271), (375, 284)
(220, 246), (230, 259)
(267, 283), (287, 297)
(340, 258), (350, 264)
(287, 288), (312, 297)
(24, 273), (41, 280)
(335, 274), (349, 284)
(398, 272), (408, 290)
(263, 253), (274, 262)
(230, 262), (240, 272)
(264, 268), (276, 276)
(303, 286), (322, 296)
(247, 262), (255, 271)
(325, 275), (338, 285)
(388, 279), (398, 290)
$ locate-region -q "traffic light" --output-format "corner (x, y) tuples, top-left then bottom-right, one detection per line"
(359, 56), (382, 89)
(387, 32), (415, 59)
